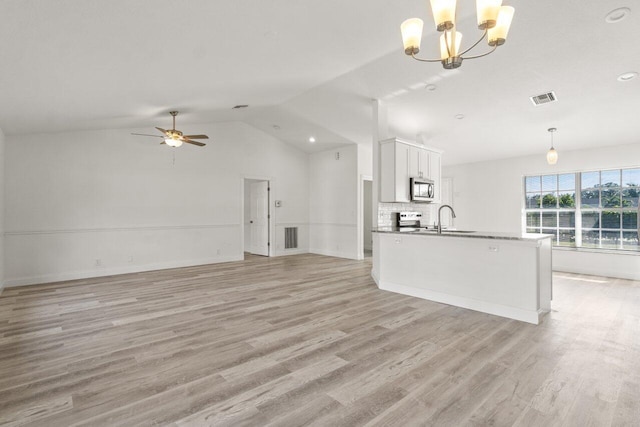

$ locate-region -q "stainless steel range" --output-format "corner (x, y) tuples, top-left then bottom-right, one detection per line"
(394, 211), (422, 230)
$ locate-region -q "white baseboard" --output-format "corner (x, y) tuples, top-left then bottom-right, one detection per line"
(308, 248), (358, 260)
(552, 249), (640, 280)
(273, 248), (308, 257)
(552, 266), (640, 281)
(378, 280), (544, 325)
(4, 255), (243, 287)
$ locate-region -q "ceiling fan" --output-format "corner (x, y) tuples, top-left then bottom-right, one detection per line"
(132, 111), (208, 147)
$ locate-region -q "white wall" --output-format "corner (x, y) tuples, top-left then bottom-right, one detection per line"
(309, 144), (358, 259)
(0, 127), (5, 292)
(243, 179), (252, 251)
(444, 142), (640, 280)
(363, 180), (373, 251)
(5, 121), (309, 286)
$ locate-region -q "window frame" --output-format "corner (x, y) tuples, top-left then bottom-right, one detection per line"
(523, 167), (640, 252)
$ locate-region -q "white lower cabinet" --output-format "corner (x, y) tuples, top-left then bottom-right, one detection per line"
(380, 138), (442, 203)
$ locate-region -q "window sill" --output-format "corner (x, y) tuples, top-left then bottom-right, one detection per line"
(553, 246), (640, 256)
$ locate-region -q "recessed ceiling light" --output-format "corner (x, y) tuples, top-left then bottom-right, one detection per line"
(454, 114), (465, 120)
(425, 84), (437, 91)
(617, 71), (638, 82)
(605, 7), (630, 23)
(309, 136), (316, 143)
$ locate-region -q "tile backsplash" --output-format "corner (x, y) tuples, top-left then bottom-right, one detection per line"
(378, 202), (435, 227)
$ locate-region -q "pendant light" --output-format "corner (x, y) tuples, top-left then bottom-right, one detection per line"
(546, 128), (558, 165)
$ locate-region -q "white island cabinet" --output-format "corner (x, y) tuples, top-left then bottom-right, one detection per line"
(380, 138), (443, 203)
(372, 229), (553, 324)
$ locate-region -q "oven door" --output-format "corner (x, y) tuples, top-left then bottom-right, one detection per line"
(410, 177), (434, 202)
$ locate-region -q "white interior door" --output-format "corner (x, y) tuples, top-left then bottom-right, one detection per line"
(249, 181), (269, 256)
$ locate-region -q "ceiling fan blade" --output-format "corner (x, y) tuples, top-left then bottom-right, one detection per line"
(155, 127), (169, 135)
(184, 139), (206, 147)
(183, 134), (209, 140)
(131, 133), (163, 138)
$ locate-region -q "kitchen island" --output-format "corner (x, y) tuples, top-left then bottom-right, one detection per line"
(372, 228), (553, 324)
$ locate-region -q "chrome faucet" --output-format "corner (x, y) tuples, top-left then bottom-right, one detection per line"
(437, 204), (457, 234)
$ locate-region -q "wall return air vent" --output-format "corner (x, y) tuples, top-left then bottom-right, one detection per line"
(529, 91), (558, 105)
(530, 91), (557, 106)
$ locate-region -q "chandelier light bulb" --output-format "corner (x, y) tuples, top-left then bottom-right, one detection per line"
(430, 0), (457, 31)
(439, 31), (463, 59)
(476, 0), (502, 30)
(488, 6), (515, 46)
(401, 18), (424, 55)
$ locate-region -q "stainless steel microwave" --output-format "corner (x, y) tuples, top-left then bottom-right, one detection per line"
(410, 177), (435, 202)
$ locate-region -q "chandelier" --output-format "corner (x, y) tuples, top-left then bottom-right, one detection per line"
(401, 0), (515, 69)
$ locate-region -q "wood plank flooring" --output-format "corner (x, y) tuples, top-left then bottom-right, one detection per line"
(0, 253), (639, 426)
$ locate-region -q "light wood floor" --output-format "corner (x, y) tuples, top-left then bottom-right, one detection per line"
(0, 254), (638, 426)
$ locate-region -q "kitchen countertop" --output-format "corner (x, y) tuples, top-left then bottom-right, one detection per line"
(372, 227), (553, 241)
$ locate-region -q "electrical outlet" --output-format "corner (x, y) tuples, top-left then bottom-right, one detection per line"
(95, 259), (102, 266)
(488, 246), (499, 252)
(216, 249), (221, 255)
(395, 238), (402, 244)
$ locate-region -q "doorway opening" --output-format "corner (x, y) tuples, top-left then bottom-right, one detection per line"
(359, 175), (373, 259)
(243, 178), (270, 258)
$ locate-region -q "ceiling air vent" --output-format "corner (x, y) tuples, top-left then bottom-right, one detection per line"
(530, 91), (557, 106)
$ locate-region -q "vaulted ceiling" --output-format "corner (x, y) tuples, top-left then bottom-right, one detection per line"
(1, 0), (639, 164)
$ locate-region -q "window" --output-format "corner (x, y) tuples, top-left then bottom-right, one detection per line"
(524, 168), (639, 252)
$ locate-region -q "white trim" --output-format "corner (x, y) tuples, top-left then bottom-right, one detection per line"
(273, 248), (308, 257)
(552, 267), (640, 281)
(241, 176), (275, 257)
(378, 280), (546, 325)
(5, 224), (240, 236)
(307, 223), (357, 228)
(5, 255), (243, 287)
(308, 248), (358, 260)
(379, 137), (444, 154)
(275, 222), (308, 227)
(553, 246), (640, 256)
(357, 174), (374, 260)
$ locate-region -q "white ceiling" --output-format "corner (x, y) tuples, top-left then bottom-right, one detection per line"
(1, 0), (639, 162)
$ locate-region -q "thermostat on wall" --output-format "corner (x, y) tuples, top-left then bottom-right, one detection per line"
(275, 200), (282, 207)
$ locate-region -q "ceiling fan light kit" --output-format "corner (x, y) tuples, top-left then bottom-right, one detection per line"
(401, 0), (515, 69)
(131, 111), (209, 148)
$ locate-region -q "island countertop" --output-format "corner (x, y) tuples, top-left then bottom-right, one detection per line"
(372, 227), (553, 242)
(372, 229), (553, 324)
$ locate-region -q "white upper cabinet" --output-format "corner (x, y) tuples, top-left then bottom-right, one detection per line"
(380, 138), (443, 203)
